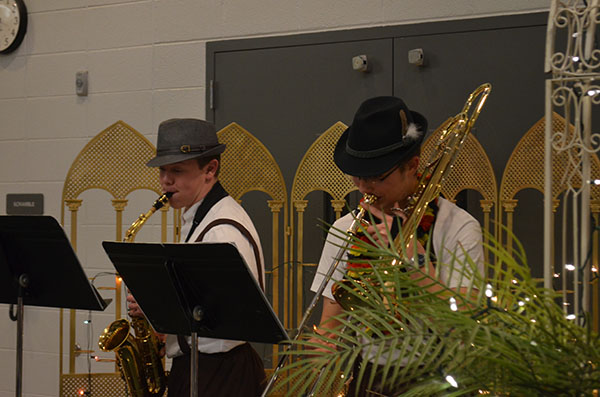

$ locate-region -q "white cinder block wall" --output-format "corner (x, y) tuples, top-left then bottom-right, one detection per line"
(0, 1), (549, 396)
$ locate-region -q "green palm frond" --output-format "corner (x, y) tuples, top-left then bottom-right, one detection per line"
(271, 221), (600, 396)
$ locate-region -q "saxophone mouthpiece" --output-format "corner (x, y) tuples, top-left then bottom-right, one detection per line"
(363, 194), (377, 205)
(152, 192), (173, 210)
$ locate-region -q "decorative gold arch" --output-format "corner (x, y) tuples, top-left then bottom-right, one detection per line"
(420, 118), (497, 265)
(216, 122), (288, 363)
(499, 113), (600, 328)
(290, 121), (356, 328)
(499, 113), (600, 250)
(59, 120), (174, 395)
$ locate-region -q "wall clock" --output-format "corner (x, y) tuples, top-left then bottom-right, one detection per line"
(0, 0), (27, 54)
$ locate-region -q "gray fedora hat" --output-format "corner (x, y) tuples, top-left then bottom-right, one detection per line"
(146, 118), (226, 167)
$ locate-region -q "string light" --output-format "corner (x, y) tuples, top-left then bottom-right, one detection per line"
(587, 89), (600, 96)
(573, 56), (580, 62)
(554, 273), (560, 278)
(590, 179), (600, 185)
(485, 284), (493, 298)
(592, 266), (598, 273)
(449, 297), (458, 312)
(565, 264), (576, 271)
(518, 301), (525, 307)
(566, 314), (577, 320)
(445, 375), (458, 388)
(511, 279), (518, 285)
(531, 319), (537, 323)
(83, 320), (91, 324)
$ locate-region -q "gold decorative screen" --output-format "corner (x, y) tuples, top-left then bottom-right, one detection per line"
(217, 122), (288, 363)
(290, 121), (357, 324)
(59, 120), (171, 395)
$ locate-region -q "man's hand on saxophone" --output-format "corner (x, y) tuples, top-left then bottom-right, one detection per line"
(125, 292), (167, 357)
(126, 292), (144, 318)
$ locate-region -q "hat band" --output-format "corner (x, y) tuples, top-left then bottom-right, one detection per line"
(157, 144), (219, 155)
(346, 140), (407, 159)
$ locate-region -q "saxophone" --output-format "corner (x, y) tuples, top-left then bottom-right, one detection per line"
(98, 192), (172, 397)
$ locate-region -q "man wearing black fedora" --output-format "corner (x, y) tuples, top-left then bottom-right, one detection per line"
(310, 96), (484, 395)
(126, 118), (266, 396)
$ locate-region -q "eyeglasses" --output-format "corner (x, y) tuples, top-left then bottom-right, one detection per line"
(354, 164), (400, 185)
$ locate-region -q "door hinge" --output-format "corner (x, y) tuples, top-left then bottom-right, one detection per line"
(209, 80), (215, 110)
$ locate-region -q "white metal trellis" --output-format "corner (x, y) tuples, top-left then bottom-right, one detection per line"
(545, 0), (600, 322)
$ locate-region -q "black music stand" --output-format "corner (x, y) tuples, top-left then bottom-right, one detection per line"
(0, 216), (109, 397)
(102, 241), (288, 397)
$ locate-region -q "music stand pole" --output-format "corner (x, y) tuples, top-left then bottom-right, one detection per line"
(15, 274), (28, 397)
(190, 306), (203, 397)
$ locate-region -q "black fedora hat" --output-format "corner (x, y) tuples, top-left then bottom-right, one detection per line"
(147, 118), (226, 167)
(334, 96), (428, 177)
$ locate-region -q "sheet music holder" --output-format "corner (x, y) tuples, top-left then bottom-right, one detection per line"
(103, 241), (288, 397)
(0, 215), (109, 397)
(102, 241), (287, 344)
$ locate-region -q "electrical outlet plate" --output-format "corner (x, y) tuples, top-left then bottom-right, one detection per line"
(76, 71), (88, 96)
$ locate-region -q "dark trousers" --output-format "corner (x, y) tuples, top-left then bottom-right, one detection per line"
(167, 343), (266, 397)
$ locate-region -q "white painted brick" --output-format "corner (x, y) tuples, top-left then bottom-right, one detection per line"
(0, 99), (26, 139)
(88, 0), (143, 6)
(154, 0), (223, 43)
(22, 308), (61, 354)
(88, 47), (153, 93)
(79, 189), (118, 226)
(86, 91), (153, 137)
(0, 306), (16, 350)
(28, 9), (88, 55)
(0, 56), (26, 99)
(25, 53), (88, 97)
(381, 0), (550, 24)
(381, 0), (461, 23)
(222, 0), (299, 37)
(297, 0), (384, 31)
(467, 0), (549, 15)
(26, 0), (89, 13)
(0, 142), (27, 183)
(0, 350), (16, 393)
(87, 1), (154, 50)
(25, 96), (87, 139)
(23, 138), (88, 182)
(81, 225), (122, 269)
(152, 88), (205, 127)
(22, 352), (60, 396)
(153, 42), (205, 89)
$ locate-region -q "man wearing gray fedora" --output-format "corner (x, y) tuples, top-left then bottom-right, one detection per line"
(127, 118), (266, 396)
(309, 96), (484, 395)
